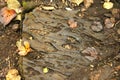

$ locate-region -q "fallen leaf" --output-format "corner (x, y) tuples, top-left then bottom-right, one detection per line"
(0, 7), (17, 26)
(43, 67), (49, 73)
(103, 1), (113, 9)
(6, 0), (22, 20)
(6, 69), (21, 80)
(7, 0), (21, 13)
(16, 39), (31, 56)
(23, 41), (31, 52)
(70, 0), (84, 6)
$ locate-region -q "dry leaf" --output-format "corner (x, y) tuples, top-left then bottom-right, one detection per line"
(6, 69), (21, 80)
(6, 0), (21, 13)
(43, 67), (49, 73)
(84, 0), (94, 8)
(70, 0), (84, 6)
(0, 0), (22, 26)
(23, 41), (31, 52)
(6, 0), (22, 20)
(0, 7), (17, 26)
(103, 1), (113, 9)
(16, 39), (31, 56)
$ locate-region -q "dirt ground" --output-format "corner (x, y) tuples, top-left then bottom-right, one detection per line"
(0, 0), (120, 80)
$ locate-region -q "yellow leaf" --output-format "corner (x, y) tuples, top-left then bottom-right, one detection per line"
(70, 0), (83, 6)
(16, 39), (22, 48)
(15, 14), (22, 20)
(7, 0), (21, 13)
(18, 45), (26, 51)
(103, 1), (113, 9)
(16, 39), (31, 56)
(18, 50), (27, 56)
(6, 69), (21, 80)
(6, 0), (22, 20)
(43, 67), (49, 73)
(24, 41), (30, 49)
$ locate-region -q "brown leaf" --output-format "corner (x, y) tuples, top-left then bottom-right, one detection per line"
(0, 7), (17, 26)
(6, 69), (21, 80)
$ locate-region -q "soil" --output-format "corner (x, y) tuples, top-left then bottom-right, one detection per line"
(0, 0), (120, 80)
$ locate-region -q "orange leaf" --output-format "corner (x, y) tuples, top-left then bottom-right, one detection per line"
(24, 41), (30, 49)
(0, 7), (17, 26)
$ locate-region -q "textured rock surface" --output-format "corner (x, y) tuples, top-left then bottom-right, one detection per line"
(22, 7), (120, 80)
